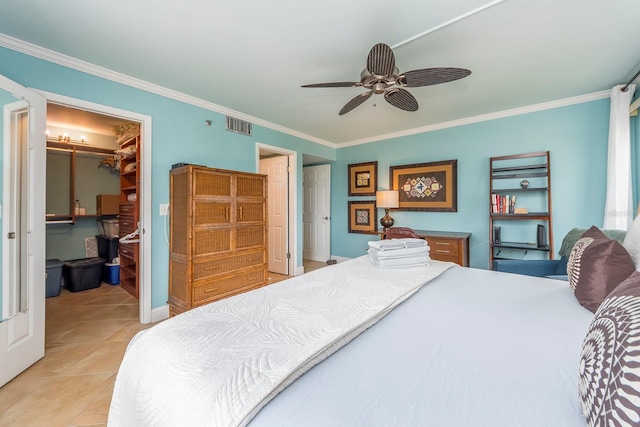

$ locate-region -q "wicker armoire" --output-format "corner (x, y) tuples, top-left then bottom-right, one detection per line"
(168, 165), (268, 316)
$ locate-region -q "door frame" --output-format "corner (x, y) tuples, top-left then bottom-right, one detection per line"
(36, 90), (154, 324)
(255, 143), (300, 275)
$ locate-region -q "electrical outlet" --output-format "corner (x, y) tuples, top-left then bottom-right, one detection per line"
(159, 203), (169, 216)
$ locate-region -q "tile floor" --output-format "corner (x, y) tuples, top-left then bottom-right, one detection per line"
(0, 259), (327, 426)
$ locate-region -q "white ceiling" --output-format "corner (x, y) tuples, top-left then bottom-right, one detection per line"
(1, 0), (639, 146)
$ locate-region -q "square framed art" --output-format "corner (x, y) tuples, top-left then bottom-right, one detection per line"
(348, 200), (377, 234)
(348, 161), (377, 196)
(389, 159), (457, 212)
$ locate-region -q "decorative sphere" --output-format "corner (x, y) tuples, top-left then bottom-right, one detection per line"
(380, 216), (394, 229)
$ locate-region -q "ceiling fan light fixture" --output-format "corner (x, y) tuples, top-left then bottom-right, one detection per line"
(373, 82), (387, 94)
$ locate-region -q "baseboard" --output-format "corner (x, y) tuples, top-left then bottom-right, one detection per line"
(151, 304), (170, 323)
(329, 255), (352, 264)
(293, 265), (305, 276)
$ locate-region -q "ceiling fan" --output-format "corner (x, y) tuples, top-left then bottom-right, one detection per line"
(302, 43), (471, 116)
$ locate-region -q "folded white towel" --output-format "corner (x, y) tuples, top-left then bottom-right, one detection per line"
(367, 238), (427, 251)
(367, 246), (430, 259)
(369, 253), (431, 268)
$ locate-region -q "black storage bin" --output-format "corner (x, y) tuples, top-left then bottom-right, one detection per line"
(45, 259), (64, 298)
(63, 257), (105, 292)
(96, 235), (119, 263)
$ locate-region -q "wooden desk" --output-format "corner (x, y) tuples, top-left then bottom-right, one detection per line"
(379, 229), (471, 267)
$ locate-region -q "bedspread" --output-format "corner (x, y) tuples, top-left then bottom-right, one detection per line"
(107, 256), (454, 427)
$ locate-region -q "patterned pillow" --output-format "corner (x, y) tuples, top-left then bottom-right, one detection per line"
(567, 226), (635, 312)
(578, 271), (640, 426)
(623, 214), (640, 269)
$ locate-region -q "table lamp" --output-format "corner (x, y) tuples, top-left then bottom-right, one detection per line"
(376, 190), (399, 231)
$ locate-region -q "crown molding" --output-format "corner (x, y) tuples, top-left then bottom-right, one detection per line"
(339, 90), (611, 148)
(0, 33), (336, 149)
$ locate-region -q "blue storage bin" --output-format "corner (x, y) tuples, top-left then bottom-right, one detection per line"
(103, 263), (120, 285)
(46, 259), (64, 298)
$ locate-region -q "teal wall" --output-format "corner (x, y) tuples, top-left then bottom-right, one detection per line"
(0, 43), (633, 309)
(333, 100), (612, 269)
(0, 46), (334, 309)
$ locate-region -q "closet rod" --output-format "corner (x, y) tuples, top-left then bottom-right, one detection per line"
(621, 68), (640, 92)
(47, 146), (116, 157)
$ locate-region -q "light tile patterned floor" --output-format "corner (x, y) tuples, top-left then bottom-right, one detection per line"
(0, 260), (327, 426)
(0, 283), (149, 427)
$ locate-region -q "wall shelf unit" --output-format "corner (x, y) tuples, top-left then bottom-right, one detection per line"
(489, 151), (553, 265)
(118, 134), (140, 298)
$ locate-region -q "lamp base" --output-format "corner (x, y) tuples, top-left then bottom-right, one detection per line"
(380, 209), (394, 230)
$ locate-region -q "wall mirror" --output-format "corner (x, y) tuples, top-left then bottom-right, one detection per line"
(0, 84), (29, 322)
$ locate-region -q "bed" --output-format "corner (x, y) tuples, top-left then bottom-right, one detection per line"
(108, 256), (595, 427)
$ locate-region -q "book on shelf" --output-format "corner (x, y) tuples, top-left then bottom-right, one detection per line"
(514, 207), (528, 214)
(491, 194), (517, 214)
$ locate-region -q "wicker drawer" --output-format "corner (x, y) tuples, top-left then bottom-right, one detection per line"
(193, 250), (266, 280)
(192, 267), (267, 306)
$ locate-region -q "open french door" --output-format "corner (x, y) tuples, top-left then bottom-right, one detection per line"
(0, 74), (46, 387)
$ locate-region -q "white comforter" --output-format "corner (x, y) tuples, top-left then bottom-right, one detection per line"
(108, 256), (454, 427)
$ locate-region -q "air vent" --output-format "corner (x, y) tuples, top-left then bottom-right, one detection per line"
(226, 116), (252, 136)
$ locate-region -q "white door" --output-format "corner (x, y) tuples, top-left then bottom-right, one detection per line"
(0, 75), (46, 387)
(303, 164), (331, 262)
(260, 156), (288, 275)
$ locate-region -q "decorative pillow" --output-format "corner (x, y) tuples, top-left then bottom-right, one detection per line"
(578, 271), (640, 426)
(567, 226), (635, 312)
(623, 214), (640, 269)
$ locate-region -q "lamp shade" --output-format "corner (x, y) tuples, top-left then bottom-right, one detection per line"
(376, 190), (399, 209)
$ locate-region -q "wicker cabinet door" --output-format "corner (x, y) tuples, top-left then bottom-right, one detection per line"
(236, 175), (266, 198)
(236, 201), (265, 223)
(194, 200), (232, 226)
(193, 169), (232, 197)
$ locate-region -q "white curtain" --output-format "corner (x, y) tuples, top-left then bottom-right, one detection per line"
(603, 84), (636, 230)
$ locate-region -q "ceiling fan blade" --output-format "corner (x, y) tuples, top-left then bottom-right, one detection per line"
(384, 88), (418, 112)
(301, 82), (361, 88)
(400, 67), (471, 87)
(339, 91), (373, 115)
(366, 43), (395, 77)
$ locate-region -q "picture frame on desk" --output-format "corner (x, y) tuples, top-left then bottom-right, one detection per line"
(348, 161), (378, 196)
(348, 200), (377, 234)
(389, 159), (457, 212)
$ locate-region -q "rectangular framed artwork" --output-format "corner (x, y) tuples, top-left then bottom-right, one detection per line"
(348, 161), (378, 196)
(348, 200), (378, 234)
(389, 159), (458, 212)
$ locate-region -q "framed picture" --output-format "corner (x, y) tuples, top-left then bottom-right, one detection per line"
(348, 200), (378, 234)
(348, 161), (377, 196)
(389, 159), (457, 212)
